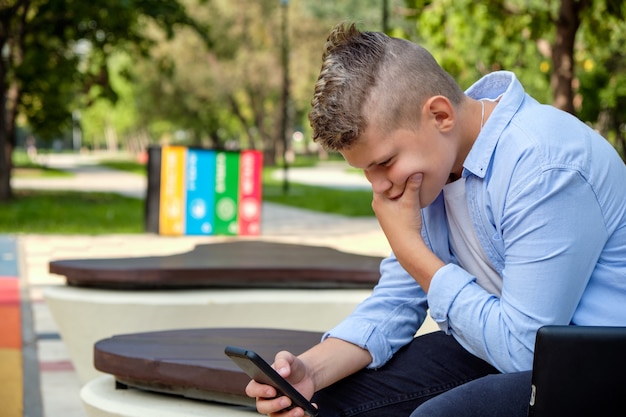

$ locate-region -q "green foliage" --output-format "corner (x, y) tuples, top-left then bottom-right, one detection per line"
(304, 0), (409, 32)
(3, 0), (210, 141)
(577, 2), (626, 129)
(78, 0), (415, 160)
(80, 53), (142, 148)
(118, 0), (285, 151)
(405, 0), (552, 101)
(402, 0), (626, 154)
(6, 0), (626, 170)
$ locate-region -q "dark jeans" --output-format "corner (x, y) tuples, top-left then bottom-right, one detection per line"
(311, 331), (532, 417)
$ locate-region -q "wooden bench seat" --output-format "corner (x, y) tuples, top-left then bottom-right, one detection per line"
(93, 327), (322, 407)
(49, 240), (383, 289)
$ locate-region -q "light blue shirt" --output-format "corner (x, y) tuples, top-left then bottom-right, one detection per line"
(324, 71), (626, 373)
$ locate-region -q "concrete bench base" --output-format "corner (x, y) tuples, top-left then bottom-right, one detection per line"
(82, 375), (257, 417)
(44, 286), (374, 384)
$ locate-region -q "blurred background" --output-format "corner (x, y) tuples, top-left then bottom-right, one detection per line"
(2, 0), (626, 206)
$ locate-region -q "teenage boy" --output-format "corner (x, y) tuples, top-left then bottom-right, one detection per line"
(246, 22), (626, 417)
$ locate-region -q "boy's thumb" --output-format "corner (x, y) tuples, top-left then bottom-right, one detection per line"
(409, 173), (423, 184)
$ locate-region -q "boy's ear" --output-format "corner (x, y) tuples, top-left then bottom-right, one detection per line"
(423, 96), (455, 132)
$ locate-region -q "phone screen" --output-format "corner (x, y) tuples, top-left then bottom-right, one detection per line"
(224, 345), (319, 417)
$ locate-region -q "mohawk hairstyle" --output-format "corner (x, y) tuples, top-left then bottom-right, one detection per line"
(308, 22), (387, 151)
(308, 22), (464, 151)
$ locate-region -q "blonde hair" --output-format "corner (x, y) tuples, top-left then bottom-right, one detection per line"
(309, 22), (464, 151)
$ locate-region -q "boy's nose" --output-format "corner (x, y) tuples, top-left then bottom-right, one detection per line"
(368, 174), (393, 195)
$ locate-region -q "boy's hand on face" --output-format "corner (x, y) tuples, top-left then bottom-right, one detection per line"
(372, 173), (443, 292)
(372, 173), (425, 249)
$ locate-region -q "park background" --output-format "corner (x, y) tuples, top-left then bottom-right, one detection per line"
(1, 2), (626, 416)
(2, 0), (626, 212)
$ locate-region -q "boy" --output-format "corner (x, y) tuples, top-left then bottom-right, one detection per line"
(246, 22), (626, 417)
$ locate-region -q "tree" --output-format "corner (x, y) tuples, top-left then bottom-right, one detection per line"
(72, 0), (410, 167)
(106, 0), (408, 164)
(0, 0), (210, 202)
(404, 0), (626, 158)
(120, 0), (285, 161)
(552, 0), (584, 114)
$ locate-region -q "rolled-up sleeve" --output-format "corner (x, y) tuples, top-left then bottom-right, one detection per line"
(323, 255), (429, 368)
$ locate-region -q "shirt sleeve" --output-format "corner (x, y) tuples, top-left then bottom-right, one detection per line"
(323, 255), (429, 368)
(428, 168), (607, 372)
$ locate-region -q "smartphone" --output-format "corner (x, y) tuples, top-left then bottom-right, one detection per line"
(224, 345), (319, 417)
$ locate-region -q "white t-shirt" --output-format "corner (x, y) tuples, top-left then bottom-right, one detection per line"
(443, 178), (502, 296)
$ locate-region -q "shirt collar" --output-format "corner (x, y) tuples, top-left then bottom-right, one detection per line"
(462, 71), (526, 179)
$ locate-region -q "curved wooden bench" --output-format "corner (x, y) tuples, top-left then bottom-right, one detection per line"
(49, 241), (383, 289)
(93, 328), (323, 406)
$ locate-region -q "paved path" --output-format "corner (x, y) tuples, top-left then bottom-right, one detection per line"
(271, 162), (370, 191)
(13, 153), (147, 198)
(6, 152), (388, 417)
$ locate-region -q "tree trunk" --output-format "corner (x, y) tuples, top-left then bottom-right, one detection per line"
(0, 139), (12, 203)
(0, 42), (12, 202)
(0, 2), (28, 202)
(551, 0), (585, 114)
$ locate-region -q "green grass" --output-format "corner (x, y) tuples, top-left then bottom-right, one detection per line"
(0, 190), (144, 234)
